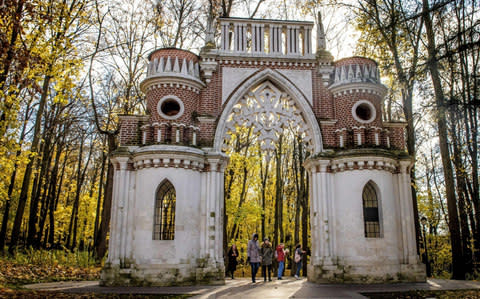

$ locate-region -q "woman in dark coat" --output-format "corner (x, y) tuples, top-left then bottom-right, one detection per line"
(227, 244), (239, 279)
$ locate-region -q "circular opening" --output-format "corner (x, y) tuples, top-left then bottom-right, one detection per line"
(355, 103), (372, 121)
(157, 95), (184, 120)
(352, 100), (376, 124)
(161, 99), (181, 116)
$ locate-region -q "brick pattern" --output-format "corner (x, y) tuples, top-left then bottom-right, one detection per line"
(320, 123), (336, 147)
(390, 126), (406, 149)
(119, 117), (142, 145)
(146, 87), (200, 125)
(312, 70), (334, 119)
(333, 92), (382, 128)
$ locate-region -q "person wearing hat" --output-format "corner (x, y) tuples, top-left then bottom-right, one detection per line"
(247, 233), (261, 283)
(261, 237), (273, 282)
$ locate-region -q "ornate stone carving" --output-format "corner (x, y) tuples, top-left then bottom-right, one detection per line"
(223, 81), (313, 152)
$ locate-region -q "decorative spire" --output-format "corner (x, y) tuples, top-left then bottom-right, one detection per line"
(317, 11), (326, 51)
(205, 4), (215, 47)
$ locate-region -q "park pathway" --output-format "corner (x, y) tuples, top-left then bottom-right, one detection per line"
(24, 277), (480, 298)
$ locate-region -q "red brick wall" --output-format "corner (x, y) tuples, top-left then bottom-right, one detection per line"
(333, 92), (383, 128)
(146, 87), (200, 126)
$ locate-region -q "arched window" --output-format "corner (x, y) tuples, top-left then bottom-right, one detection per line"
(153, 180), (176, 240)
(362, 181), (380, 238)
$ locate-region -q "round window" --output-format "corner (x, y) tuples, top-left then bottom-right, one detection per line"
(157, 95), (184, 120)
(352, 100), (376, 124)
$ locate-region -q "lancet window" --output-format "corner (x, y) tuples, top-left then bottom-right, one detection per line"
(362, 181), (381, 238)
(153, 180), (176, 240)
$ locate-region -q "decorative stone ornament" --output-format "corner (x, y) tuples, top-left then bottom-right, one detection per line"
(224, 81), (313, 153)
(352, 100), (377, 124)
(105, 15), (425, 287)
(157, 95), (184, 120)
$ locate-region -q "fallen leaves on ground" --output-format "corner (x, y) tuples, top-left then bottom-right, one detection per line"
(363, 289), (480, 299)
(0, 259), (100, 286)
(0, 290), (191, 299)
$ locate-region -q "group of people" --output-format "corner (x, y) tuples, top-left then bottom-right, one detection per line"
(226, 233), (306, 283)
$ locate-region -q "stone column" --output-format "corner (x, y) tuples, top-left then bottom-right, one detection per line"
(200, 152), (228, 273)
(307, 157), (336, 283)
(108, 156), (130, 265)
(221, 21), (230, 51)
(398, 160), (417, 264)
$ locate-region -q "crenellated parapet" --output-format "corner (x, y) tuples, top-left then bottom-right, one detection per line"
(329, 57), (386, 97)
(142, 48), (203, 92)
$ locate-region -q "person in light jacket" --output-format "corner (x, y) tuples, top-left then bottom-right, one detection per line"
(247, 233), (261, 283)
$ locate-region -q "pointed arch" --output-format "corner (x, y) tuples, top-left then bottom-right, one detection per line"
(153, 179), (176, 240)
(214, 68), (323, 154)
(362, 180), (381, 238)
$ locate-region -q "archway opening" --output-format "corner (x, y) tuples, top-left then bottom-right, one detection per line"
(221, 80), (314, 278)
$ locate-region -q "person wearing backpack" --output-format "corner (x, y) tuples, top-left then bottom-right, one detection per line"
(294, 244), (306, 279)
(275, 243), (285, 280)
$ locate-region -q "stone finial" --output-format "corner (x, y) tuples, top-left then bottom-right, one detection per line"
(317, 11), (326, 51)
(205, 3), (216, 48)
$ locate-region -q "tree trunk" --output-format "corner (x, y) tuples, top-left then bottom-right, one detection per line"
(94, 151), (106, 246)
(422, 0), (465, 279)
(274, 136), (283, 247)
(95, 133), (116, 259)
(9, 75), (51, 254)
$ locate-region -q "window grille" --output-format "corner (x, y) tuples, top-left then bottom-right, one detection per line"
(153, 180), (176, 240)
(363, 182), (380, 238)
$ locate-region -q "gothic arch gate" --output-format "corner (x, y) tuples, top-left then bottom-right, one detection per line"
(214, 70), (324, 272)
(102, 17), (425, 287)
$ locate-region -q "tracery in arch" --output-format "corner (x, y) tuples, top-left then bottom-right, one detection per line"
(223, 81), (313, 153)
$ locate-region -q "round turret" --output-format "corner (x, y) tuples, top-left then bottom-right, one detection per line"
(328, 57), (388, 148)
(139, 48), (204, 146)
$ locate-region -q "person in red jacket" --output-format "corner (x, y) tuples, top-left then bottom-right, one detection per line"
(275, 243), (286, 280)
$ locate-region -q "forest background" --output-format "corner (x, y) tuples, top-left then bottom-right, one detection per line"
(0, 0), (479, 282)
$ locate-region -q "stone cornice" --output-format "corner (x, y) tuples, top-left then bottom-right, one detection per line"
(134, 144), (205, 155)
(140, 75), (205, 94)
(219, 58), (316, 67)
(307, 148), (411, 173)
(384, 121), (408, 128)
(119, 115), (149, 122)
(197, 116), (216, 123)
(132, 145), (206, 171)
(328, 82), (388, 98)
(319, 119), (338, 126)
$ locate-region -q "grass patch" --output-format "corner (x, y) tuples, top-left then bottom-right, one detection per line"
(362, 289), (480, 299)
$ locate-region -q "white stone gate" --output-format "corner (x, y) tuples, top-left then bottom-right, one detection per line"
(101, 16), (425, 286)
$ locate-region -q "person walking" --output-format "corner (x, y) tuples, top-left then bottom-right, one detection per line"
(261, 237), (273, 281)
(227, 244), (239, 279)
(294, 244), (306, 279)
(247, 233), (261, 283)
(275, 243), (285, 280)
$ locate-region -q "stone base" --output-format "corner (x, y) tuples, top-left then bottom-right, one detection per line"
(101, 262), (225, 287)
(307, 262), (426, 284)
